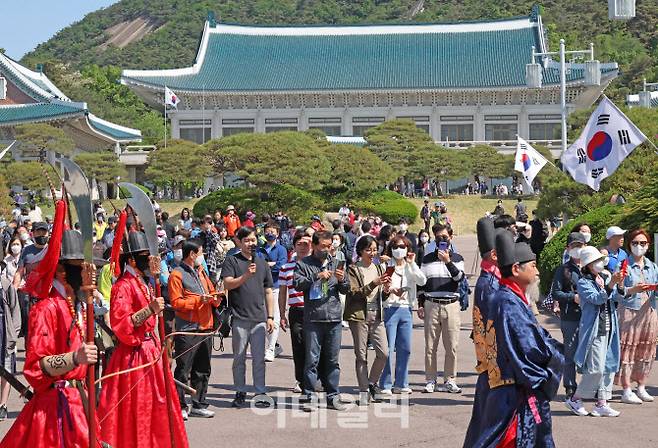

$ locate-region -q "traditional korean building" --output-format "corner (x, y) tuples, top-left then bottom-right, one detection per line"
(0, 52), (142, 160)
(121, 8), (618, 156)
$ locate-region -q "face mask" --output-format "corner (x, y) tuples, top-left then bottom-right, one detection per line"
(194, 254), (204, 267)
(34, 235), (48, 246)
(265, 233), (277, 242)
(134, 254), (150, 274)
(568, 247), (582, 260)
(399, 223), (408, 232)
(317, 250), (329, 260)
(603, 256), (610, 266)
(580, 232), (592, 243)
(420, 236), (429, 244)
(19, 233), (28, 242)
(392, 248), (407, 260)
(10, 244), (21, 255)
(173, 249), (183, 261)
(332, 240), (341, 249)
(64, 263), (83, 291)
(632, 245), (648, 257)
(591, 260), (605, 274)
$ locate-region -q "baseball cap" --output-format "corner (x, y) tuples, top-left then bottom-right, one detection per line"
(567, 232), (586, 246)
(605, 226), (626, 240)
(172, 235), (186, 247)
(226, 205), (235, 211)
(33, 222), (48, 232)
(107, 216), (117, 224)
(311, 215), (321, 221)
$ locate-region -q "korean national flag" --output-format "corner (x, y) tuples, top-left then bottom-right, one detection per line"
(514, 136), (548, 193)
(164, 86), (180, 108)
(561, 96), (647, 191)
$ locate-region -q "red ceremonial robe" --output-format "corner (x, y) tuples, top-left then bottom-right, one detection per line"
(98, 267), (188, 448)
(0, 284), (100, 448)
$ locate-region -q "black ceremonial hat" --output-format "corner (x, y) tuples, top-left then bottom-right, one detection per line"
(60, 230), (84, 261)
(476, 217), (495, 256)
(495, 229), (536, 268)
(122, 231), (149, 255)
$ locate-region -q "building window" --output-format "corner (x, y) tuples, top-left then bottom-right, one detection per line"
(440, 115), (474, 122)
(265, 126), (298, 133)
(352, 117), (384, 137)
(309, 118), (342, 136)
(529, 114), (562, 121)
(264, 118), (298, 133)
(397, 115), (430, 132)
(485, 123), (518, 141)
(0, 77), (5, 100)
(222, 127), (255, 137)
(440, 124), (473, 142)
(222, 119), (255, 125)
(179, 128), (211, 144)
(484, 115), (518, 121)
(529, 123), (561, 140)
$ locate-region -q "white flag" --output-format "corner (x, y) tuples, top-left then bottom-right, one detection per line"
(514, 136), (548, 192)
(164, 86), (180, 108)
(561, 96), (647, 191)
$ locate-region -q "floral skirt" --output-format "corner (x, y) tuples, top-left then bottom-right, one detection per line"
(615, 300), (658, 385)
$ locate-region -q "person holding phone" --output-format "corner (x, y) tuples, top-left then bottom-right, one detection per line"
(615, 229), (658, 404)
(344, 235), (390, 404)
(418, 223), (465, 394)
(378, 235), (426, 395)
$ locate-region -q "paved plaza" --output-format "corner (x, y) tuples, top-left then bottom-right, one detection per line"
(1, 235), (656, 447)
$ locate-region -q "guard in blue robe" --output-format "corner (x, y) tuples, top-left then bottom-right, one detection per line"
(464, 218), (501, 446)
(464, 231), (564, 448)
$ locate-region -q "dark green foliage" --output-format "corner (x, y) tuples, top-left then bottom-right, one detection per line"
(349, 190), (418, 224)
(537, 204), (624, 294)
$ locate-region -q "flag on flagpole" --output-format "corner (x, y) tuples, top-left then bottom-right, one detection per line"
(561, 96), (647, 191)
(514, 136), (548, 192)
(164, 86), (180, 108)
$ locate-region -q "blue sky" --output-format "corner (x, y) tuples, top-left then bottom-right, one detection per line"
(0, 0), (119, 59)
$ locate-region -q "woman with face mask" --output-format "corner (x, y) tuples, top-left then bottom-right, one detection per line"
(566, 247), (623, 417)
(378, 236), (426, 395)
(562, 223), (592, 264)
(614, 229), (658, 404)
(416, 230), (431, 267)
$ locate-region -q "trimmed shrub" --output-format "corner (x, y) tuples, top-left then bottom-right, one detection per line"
(538, 204), (624, 294)
(351, 190), (418, 224)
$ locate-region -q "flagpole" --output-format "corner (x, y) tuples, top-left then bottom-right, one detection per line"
(164, 85), (168, 149)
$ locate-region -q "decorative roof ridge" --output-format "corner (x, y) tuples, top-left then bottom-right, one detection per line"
(0, 53), (53, 101)
(6, 59), (70, 101)
(206, 16), (534, 37)
(88, 113), (142, 137)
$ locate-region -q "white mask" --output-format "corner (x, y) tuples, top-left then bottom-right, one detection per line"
(19, 233), (28, 242)
(332, 240), (341, 249)
(420, 236), (429, 244)
(173, 249), (183, 261)
(568, 247), (582, 260)
(580, 232), (592, 243)
(392, 248), (407, 260)
(591, 260), (605, 274)
(194, 254), (204, 267)
(399, 223), (408, 232)
(10, 244), (21, 255)
(632, 245), (648, 257)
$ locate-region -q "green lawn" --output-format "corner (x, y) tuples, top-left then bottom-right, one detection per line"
(410, 196), (538, 235)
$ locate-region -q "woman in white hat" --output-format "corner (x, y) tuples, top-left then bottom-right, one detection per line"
(566, 246), (623, 417)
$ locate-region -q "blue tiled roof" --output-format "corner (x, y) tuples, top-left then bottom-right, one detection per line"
(0, 103), (84, 126)
(88, 115), (142, 141)
(123, 14), (617, 93)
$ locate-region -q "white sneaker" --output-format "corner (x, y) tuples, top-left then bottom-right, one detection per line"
(293, 382), (302, 394)
(621, 390), (643, 404)
(379, 388), (393, 396)
(590, 404), (620, 417)
(423, 381), (435, 393)
(181, 409), (188, 421)
(393, 387), (413, 394)
(636, 387), (655, 402)
(264, 350), (275, 362)
(564, 397), (588, 416)
(190, 407), (215, 418)
(442, 380), (462, 394)
(341, 321), (349, 328)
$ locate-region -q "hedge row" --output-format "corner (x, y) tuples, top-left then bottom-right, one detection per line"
(193, 186), (418, 225)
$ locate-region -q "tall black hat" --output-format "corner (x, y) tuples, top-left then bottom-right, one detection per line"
(476, 217), (495, 257)
(122, 231), (150, 255)
(495, 229), (536, 268)
(60, 230), (84, 261)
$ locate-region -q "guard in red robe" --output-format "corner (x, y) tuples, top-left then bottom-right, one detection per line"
(97, 231), (188, 448)
(0, 200), (102, 448)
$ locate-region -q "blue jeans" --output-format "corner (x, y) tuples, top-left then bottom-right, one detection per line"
(560, 320), (579, 392)
(379, 306), (413, 390)
(303, 321), (342, 400)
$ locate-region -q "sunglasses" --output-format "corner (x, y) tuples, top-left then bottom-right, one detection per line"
(631, 241), (649, 247)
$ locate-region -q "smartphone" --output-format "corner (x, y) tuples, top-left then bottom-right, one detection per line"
(385, 265), (396, 277)
(438, 241), (449, 251)
(336, 260), (345, 271)
(620, 259), (628, 275)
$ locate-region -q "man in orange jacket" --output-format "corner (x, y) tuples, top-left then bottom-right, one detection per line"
(223, 205), (241, 237)
(168, 240), (219, 420)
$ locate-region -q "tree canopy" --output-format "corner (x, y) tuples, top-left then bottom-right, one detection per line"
(145, 139), (211, 187)
(15, 123), (75, 158)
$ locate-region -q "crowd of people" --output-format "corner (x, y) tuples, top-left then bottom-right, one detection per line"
(0, 193), (654, 447)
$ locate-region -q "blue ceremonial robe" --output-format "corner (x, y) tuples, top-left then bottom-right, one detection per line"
(464, 269), (500, 446)
(464, 283), (564, 448)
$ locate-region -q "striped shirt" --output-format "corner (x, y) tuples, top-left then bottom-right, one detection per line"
(280, 260), (304, 307)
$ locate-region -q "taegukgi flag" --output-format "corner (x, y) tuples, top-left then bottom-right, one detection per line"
(561, 96), (647, 191)
(514, 136), (548, 192)
(164, 86), (180, 108)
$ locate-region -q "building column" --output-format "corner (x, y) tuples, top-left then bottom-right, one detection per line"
(299, 108), (308, 131)
(343, 108), (353, 136)
(212, 110), (221, 139)
(170, 113), (180, 139)
(431, 106), (439, 141)
(474, 106), (485, 142)
(255, 109), (265, 133)
(518, 105), (529, 139)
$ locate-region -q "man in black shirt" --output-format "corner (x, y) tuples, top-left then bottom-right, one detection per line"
(222, 226), (275, 408)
